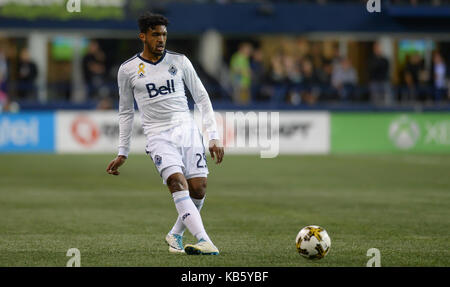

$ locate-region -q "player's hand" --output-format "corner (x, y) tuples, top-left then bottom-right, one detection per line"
(209, 139), (224, 164)
(106, 155), (127, 176)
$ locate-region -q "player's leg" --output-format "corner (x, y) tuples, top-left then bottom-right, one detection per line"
(188, 177), (207, 199)
(166, 172), (218, 255)
(145, 129), (188, 253)
(161, 167), (187, 253)
(182, 177), (218, 255)
(178, 122), (218, 255)
(187, 177), (207, 216)
(169, 177), (207, 236)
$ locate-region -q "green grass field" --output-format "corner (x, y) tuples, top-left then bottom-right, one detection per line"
(0, 154), (449, 267)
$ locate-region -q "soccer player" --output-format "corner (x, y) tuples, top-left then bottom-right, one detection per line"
(106, 12), (224, 255)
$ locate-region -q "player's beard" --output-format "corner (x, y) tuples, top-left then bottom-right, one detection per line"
(146, 41), (164, 56)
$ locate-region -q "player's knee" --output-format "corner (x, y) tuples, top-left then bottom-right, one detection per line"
(167, 173), (188, 192)
(189, 180), (207, 199)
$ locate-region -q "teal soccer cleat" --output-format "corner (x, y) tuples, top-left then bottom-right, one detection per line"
(165, 233), (185, 254)
(184, 239), (219, 255)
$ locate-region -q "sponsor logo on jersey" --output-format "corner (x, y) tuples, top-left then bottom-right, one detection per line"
(168, 64), (177, 76)
(146, 80), (176, 98)
(138, 63), (146, 78)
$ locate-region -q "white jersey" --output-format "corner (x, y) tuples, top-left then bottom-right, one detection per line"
(117, 50), (219, 157)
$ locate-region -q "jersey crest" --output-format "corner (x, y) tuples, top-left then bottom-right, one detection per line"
(168, 64), (177, 76)
(154, 155), (162, 166)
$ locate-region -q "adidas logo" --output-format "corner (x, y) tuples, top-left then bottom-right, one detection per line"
(182, 213), (191, 221)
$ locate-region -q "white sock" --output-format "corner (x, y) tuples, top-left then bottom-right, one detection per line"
(171, 190), (211, 243)
(170, 196), (205, 236)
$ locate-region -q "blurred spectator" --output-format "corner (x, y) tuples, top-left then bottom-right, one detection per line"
(261, 54), (287, 104)
(332, 57), (358, 101)
(230, 42), (253, 105)
(82, 40), (110, 104)
(284, 56), (302, 86)
(17, 48), (38, 100)
(284, 55), (302, 105)
(0, 90), (6, 112)
(0, 47), (8, 112)
(402, 53), (431, 102)
(299, 58), (320, 105)
(368, 42), (391, 106)
(0, 47), (7, 96)
(401, 53), (421, 102)
(316, 59), (335, 101)
(432, 51), (447, 102)
(250, 48), (265, 101)
(0, 45), (19, 113)
(330, 44), (342, 71)
(266, 54), (286, 86)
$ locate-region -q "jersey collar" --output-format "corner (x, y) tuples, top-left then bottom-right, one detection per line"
(138, 50), (166, 65)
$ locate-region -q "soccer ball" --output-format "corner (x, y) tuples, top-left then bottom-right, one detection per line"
(296, 225), (331, 259)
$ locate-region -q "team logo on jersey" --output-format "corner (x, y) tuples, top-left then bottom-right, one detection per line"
(138, 63), (146, 78)
(168, 64), (177, 76)
(154, 155), (162, 166)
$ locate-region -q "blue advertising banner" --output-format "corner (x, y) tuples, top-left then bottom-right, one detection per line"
(0, 112), (55, 153)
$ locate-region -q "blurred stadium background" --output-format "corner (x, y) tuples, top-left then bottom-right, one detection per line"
(1, 0), (450, 111)
(0, 0), (449, 267)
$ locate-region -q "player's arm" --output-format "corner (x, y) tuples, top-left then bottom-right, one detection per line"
(182, 56), (224, 164)
(107, 65), (135, 175)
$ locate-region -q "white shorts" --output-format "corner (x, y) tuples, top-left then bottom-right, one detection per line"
(145, 120), (209, 184)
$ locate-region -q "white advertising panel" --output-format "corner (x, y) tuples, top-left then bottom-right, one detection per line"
(210, 111), (330, 156)
(276, 111), (329, 154)
(56, 111), (329, 155)
(56, 111), (146, 153)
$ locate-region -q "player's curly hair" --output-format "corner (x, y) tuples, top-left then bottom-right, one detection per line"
(138, 12), (169, 33)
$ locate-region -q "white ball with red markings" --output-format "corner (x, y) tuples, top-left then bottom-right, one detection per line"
(296, 225), (331, 259)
